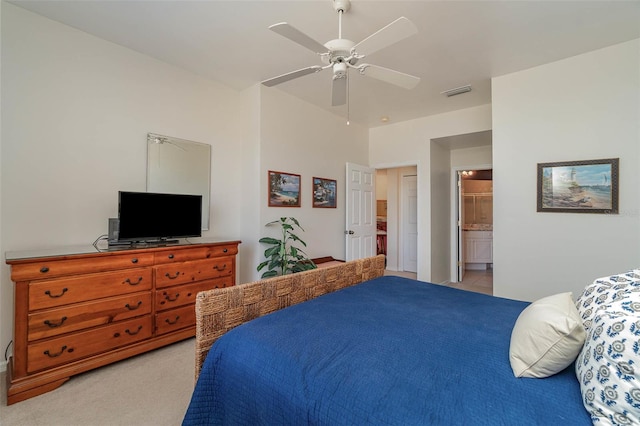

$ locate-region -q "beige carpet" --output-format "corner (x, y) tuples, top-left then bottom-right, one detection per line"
(0, 338), (195, 426)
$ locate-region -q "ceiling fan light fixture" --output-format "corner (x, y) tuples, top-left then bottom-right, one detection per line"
(333, 61), (348, 78)
(441, 85), (472, 97)
(262, 0), (421, 119)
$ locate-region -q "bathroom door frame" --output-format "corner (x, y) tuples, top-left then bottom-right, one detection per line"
(449, 164), (492, 283)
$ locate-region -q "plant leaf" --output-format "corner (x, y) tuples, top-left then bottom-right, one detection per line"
(257, 260), (269, 271)
(289, 234), (307, 246)
(264, 246), (280, 258)
(259, 237), (280, 245)
(289, 217), (303, 229)
(261, 270), (278, 278)
(282, 223), (294, 231)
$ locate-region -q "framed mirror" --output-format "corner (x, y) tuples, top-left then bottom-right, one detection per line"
(147, 133), (211, 230)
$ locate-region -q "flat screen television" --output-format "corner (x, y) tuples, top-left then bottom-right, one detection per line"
(117, 191), (202, 243)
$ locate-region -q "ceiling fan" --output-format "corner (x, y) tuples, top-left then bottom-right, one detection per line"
(261, 0), (421, 107)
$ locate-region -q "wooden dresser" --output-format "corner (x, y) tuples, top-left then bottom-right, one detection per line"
(5, 239), (240, 404)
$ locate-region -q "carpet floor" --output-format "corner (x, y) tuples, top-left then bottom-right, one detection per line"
(0, 338), (195, 426)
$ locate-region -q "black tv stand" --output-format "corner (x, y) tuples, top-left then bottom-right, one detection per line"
(143, 239), (180, 245)
(107, 239), (180, 248)
(107, 240), (133, 247)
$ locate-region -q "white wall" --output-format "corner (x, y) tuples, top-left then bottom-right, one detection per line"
(0, 4), (247, 369)
(0, 0), (3, 373)
(451, 145), (492, 168)
(257, 87), (369, 280)
(430, 143), (451, 284)
(237, 84), (262, 284)
(493, 39), (640, 302)
(369, 105), (492, 281)
(0, 4), (372, 372)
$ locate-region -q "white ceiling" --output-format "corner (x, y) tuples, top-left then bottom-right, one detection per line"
(9, 0), (640, 128)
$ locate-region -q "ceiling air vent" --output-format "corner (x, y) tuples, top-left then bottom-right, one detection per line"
(441, 85), (472, 97)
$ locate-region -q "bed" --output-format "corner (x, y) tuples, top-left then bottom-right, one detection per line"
(183, 255), (591, 425)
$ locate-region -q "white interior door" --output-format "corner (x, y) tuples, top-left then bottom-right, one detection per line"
(402, 175), (418, 272)
(457, 171), (466, 282)
(345, 163), (376, 261)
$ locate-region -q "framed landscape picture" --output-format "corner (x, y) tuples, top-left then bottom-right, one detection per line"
(268, 171), (301, 207)
(312, 177), (337, 208)
(537, 158), (619, 214)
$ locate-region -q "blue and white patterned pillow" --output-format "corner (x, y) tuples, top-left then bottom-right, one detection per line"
(576, 271), (640, 332)
(576, 299), (640, 424)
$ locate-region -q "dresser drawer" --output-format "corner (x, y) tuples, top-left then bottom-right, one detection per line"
(155, 257), (234, 288)
(155, 305), (195, 335)
(29, 268), (152, 310)
(11, 253), (155, 282)
(27, 316), (152, 373)
(153, 247), (210, 264)
(28, 292), (152, 341)
(155, 276), (233, 312)
(205, 244), (238, 258)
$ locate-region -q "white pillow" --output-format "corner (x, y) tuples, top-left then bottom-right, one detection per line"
(510, 292), (586, 378)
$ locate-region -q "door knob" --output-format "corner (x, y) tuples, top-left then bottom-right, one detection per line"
(345, 230), (355, 235)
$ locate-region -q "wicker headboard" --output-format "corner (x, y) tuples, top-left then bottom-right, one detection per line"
(194, 254), (385, 380)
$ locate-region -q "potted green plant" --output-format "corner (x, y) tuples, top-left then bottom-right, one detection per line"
(257, 217), (317, 278)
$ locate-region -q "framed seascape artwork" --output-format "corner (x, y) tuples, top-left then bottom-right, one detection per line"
(268, 171), (301, 207)
(537, 158), (619, 214)
(312, 177), (337, 208)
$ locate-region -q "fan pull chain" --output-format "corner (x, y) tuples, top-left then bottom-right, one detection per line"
(346, 72), (350, 126)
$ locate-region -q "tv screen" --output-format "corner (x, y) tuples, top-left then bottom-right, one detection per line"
(117, 191), (202, 242)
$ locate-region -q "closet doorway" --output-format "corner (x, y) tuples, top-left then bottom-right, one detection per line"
(376, 167), (417, 275)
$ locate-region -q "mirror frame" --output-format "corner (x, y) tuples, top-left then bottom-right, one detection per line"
(146, 133), (211, 230)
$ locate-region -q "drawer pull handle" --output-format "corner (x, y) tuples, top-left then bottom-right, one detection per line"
(125, 326), (143, 336)
(45, 288), (68, 298)
(165, 272), (180, 280)
(165, 293), (180, 302)
(165, 316), (180, 325)
(168, 254), (174, 259)
(44, 317), (67, 328)
(125, 301), (142, 311)
(44, 345), (68, 358)
(40, 266), (50, 274)
(131, 258), (138, 264)
(123, 277), (143, 286)
(214, 264), (227, 271)
(223, 248), (228, 253)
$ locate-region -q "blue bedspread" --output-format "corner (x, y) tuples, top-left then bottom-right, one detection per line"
(183, 276), (590, 425)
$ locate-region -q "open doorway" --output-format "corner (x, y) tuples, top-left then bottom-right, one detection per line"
(451, 169), (493, 295)
(376, 167), (418, 277)
(431, 130), (492, 294)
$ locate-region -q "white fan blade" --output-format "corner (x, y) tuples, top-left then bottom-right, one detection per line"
(262, 66), (323, 87)
(269, 22), (328, 54)
(359, 64), (420, 89)
(332, 75), (347, 106)
(353, 17), (417, 56)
